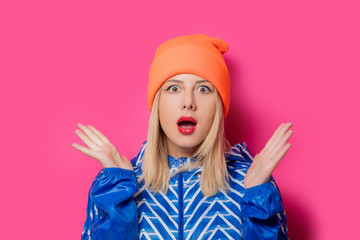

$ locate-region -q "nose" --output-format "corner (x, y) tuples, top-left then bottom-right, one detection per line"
(182, 91), (196, 111)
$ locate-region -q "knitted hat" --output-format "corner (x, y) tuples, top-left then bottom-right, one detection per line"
(148, 34), (231, 117)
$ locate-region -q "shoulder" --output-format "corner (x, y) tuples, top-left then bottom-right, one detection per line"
(130, 140), (147, 169)
(225, 142), (254, 170)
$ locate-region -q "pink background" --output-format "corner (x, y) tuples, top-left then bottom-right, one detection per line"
(1, 0), (359, 239)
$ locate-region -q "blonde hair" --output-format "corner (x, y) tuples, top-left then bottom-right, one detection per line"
(142, 87), (232, 197)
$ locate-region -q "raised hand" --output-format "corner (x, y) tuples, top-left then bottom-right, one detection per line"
(72, 123), (134, 170)
(243, 122), (293, 188)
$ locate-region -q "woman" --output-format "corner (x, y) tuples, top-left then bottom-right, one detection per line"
(73, 34), (293, 239)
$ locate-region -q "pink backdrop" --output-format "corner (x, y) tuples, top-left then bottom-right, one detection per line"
(1, 0), (359, 239)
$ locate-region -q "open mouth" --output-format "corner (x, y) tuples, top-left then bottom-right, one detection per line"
(178, 121), (197, 128)
(177, 116), (197, 127)
(177, 116), (197, 134)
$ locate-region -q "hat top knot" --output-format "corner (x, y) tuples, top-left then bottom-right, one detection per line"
(155, 34), (229, 56)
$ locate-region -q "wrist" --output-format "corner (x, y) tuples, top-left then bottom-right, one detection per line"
(244, 176), (270, 189)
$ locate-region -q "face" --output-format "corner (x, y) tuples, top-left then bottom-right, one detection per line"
(158, 73), (216, 158)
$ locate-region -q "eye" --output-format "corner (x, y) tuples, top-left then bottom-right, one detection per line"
(166, 85), (180, 93)
(198, 86), (211, 93)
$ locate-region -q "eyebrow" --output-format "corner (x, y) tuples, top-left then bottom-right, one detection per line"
(166, 79), (209, 84)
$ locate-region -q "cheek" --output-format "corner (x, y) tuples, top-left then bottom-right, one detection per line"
(159, 96), (174, 126)
(202, 98), (216, 117)
(199, 98), (216, 130)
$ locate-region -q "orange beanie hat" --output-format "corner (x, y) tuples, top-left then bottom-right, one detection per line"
(148, 34), (231, 117)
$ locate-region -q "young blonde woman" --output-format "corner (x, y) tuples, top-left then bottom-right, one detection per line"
(73, 34), (293, 240)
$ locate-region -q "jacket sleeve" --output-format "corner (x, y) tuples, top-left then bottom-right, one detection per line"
(238, 142), (289, 240)
(81, 167), (139, 240)
(240, 178), (288, 239)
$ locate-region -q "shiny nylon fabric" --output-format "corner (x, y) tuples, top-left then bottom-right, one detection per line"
(82, 168), (139, 240)
(81, 141), (289, 239)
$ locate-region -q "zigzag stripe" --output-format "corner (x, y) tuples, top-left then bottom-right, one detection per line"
(234, 168), (247, 177)
(183, 180), (199, 199)
(140, 215), (166, 240)
(195, 214), (224, 236)
(213, 200), (241, 222)
(228, 171), (246, 188)
(137, 201), (177, 239)
(184, 197), (243, 239)
(167, 184), (178, 198)
(183, 225), (238, 233)
(237, 143), (254, 161)
(228, 151), (244, 159)
(222, 193), (241, 217)
(135, 143), (146, 164)
(195, 213), (241, 240)
(183, 187), (203, 215)
(184, 200), (218, 239)
(137, 189), (179, 227)
(208, 227), (237, 240)
(226, 185), (244, 198)
(152, 188), (179, 213)
(139, 230), (152, 240)
(183, 194), (207, 229)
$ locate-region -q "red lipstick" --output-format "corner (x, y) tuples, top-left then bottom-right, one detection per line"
(177, 116), (197, 135)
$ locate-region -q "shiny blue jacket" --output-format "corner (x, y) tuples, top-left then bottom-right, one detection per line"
(81, 141), (288, 239)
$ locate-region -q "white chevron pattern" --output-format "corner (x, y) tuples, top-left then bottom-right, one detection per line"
(129, 141), (259, 239)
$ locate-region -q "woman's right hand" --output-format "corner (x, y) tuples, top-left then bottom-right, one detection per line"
(72, 123), (134, 171)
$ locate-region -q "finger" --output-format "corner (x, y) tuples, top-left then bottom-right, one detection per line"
(281, 129), (294, 148)
(72, 143), (105, 161)
(270, 128), (294, 158)
(270, 142), (292, 169)
(266, 122), (293, 152)
(87, 125), (111, 145)
(77, 123), (103, 147)
(75, 129), (101, 151)
(271, 122), (293, 150)
(264, 123), (288, 151)
(280, 122), (293, 138)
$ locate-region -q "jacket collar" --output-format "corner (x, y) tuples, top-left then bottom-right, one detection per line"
(168, 155), (197, 169)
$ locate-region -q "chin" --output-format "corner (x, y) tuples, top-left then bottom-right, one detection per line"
(174, 137), (203, 149)
(178, 142), (199, 149)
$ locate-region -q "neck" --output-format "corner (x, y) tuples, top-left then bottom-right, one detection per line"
(166, 138), (199, 158)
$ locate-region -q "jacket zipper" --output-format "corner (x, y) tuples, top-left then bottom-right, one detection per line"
(178, 158), (184, 240)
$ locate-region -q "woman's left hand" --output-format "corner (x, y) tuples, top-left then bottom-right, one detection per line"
(244, 122), (294, 189)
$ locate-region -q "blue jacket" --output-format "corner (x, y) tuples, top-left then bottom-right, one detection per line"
(81, 141), (289, 239)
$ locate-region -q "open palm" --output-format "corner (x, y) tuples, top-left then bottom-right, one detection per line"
(244, 122), (294, 188)
(72, 123), (133, 170)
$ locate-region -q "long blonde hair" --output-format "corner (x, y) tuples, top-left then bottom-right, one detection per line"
(142, 87), (232, 197)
